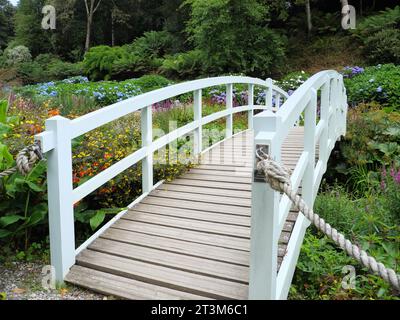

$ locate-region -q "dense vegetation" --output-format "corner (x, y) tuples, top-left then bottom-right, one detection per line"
(0, 0), (399, 300)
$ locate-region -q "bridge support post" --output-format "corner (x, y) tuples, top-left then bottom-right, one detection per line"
(226, 84), (233, 138)
(142, 106), (153, 193)
(193, 89), (203, 156)
(45, 116), (75, 283)
(303, 89), (317, 210)
(249, 110), (282, 300)
(248, 84), (254, 130)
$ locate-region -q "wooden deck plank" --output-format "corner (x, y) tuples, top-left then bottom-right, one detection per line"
(89, 238), (249, 283)
(132, 203), (251, 226)
(124, 211), (250, 238)
(76, 250), (249, 300)
(101, 228), (250, 265)
(66, 265), (211, 300)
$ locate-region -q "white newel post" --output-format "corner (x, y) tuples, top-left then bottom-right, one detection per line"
(194, 89), (203, 156)
(142, 106), (153, 193)
(248, 84), (254, 130)
(302, 89), (317, 208)
(45, 116), (75, 282)
(249, 110), (282, 300)
(226, 84), (233, 138)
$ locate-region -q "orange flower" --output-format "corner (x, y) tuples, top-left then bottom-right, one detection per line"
(48, 109), (60, 117)
(104, 153), (113, 159)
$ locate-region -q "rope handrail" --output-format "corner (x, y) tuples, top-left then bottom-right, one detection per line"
(256, 148), (400, 292)
(0, 142), (43, 178)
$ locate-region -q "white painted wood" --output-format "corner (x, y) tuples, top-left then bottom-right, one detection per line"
(249, 110), (282, 300)
(266, 78), (273, 109)
(45, 116), (75, 282)
(69, 76), (288, 140)
(302, 89), (317, 208)
(72, 148), (147, 203)
(320, 80), (330, 170)
(142, 106), (153, 193)
(248, 84), (254, 130)
(226, 84), (233, 139)
(278, 151), (309, 231)
(276, 213), (309, 299)
(194, 89), (203, 155)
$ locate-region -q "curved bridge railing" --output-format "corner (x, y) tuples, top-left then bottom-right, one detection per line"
(250, 70), (348, 300)
(35, 76), (289, 281)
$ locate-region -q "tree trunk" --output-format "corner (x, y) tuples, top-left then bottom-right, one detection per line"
(111, 10), (115, 47)
(305, 0), (312, 35)
(85, 15), (92, 52)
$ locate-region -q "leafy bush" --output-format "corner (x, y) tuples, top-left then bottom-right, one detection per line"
(277, 71), (310, 92)
(354, 6), (400, 64)
(83, 45), (134, 81)
(16, 58), (83, 85)
(185, 0), (287, 77)
(126, 31), (175, 74)
(161, 50), (204, 79)
(3, 45), (32, 66)
(345, 64), (400, 110)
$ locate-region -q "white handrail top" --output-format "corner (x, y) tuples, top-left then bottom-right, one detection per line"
(69, 76), (288, 139)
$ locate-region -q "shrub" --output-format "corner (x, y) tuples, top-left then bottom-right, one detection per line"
(83, 45), (133, 81)
(277, 71), (310, 92)
(345, 64), (400, 110)
(185, 0), (287, 77)
(161, 50), (204, 79)
(4, 45), (32, 66)
(354, 6), (400, 64)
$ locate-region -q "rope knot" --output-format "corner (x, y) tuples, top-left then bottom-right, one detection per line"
(256, 148), (292, 192)
(15, 142), (43, 176)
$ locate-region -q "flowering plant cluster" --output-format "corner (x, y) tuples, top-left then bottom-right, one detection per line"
(345, 64), (400, 109)
(277, 71), (310, 91)
(342, 66), (365, 79)
(16, 75), (173, 106)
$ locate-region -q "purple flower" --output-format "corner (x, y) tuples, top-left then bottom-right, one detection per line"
(396, 171), (400, 185)
(381, 180), (386, 190)
(376, 86), (383, 93)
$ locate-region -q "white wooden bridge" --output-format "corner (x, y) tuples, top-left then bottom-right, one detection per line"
(35, 70), (347, 300)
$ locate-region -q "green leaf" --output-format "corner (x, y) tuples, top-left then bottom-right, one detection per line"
(0, 143), (14, 169)
(23, 204), (47, 228)
(0, 100), (7, 124)
(90, 211), (106, 231)
(0, 229), (12, 238)
(0, 215), (25, 227)
(0, 123), (11, 136)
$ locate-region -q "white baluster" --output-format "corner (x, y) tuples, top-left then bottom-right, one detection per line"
(248, 84), (254, 130)
(141, 106), (153, 193)
(193, 89), (203, 156)
(226, 84), (233, 138)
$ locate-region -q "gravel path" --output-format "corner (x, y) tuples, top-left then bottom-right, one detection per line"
(0, 261), (110, 300)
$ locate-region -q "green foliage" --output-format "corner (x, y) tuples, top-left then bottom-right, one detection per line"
(83, 45), (133, 81)
(345, 64), (400, 110)
(277, 70), (310, 91)
(161, 50), (204, 79)
(354, 6), (400, 64)
(16, 55), (83, 85)
(185, 0), (287, 77)
(14, 0), (53, 56)
(16, 75), (172, 108)
(3, 45), (32, 66)
(290, 186), (399, 300)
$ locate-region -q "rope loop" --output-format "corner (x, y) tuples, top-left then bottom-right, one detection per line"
(256, 148), (400, 292)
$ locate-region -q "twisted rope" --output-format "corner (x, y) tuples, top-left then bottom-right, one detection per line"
(256, 149), (400, 292)
(0, 142), (43, 178)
